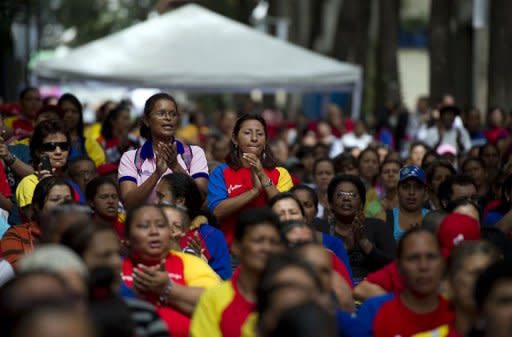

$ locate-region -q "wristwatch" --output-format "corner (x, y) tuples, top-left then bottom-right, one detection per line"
(158, 279), (173, 305)
(262, 178), (273, 188)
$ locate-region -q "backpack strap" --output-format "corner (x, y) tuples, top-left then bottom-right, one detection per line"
(133, 147), (143, 176)
(176, 139), (193, 173)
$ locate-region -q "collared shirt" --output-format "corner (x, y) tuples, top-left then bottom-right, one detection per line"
(118, 139), (209, 203)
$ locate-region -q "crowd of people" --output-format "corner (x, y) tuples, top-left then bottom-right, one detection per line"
(0, 87), (512, 337)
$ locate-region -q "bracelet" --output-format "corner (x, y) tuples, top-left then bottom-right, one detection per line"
(158, 279), (173, 305)
(4, 154), (16, 167)
(262, 178), (273, 188)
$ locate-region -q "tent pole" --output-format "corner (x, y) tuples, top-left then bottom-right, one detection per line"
(351, 79), (362, 120)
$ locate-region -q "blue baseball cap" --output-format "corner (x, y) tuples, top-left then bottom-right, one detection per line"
(399, 165), (426, 185)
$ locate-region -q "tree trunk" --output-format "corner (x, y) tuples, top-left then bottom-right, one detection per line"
(333, 0), (371, 66)
(429, 0), (453, 105)
(374, 0), (401, 110)
(333, 0), (371, 117)
(308, 0), (326, 49)
(488, 0), (512, 108)
(0, 0), (19, 101)
(237, 0), (253, 25)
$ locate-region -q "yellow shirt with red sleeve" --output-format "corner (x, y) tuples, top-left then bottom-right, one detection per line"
(190, 270), (256, 337)
(207, 164), (293, 246)
(121, 251), (220, 337)
(412, 323), (462, 337)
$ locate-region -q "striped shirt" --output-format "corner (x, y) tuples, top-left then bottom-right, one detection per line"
(0, 222), (41, 268)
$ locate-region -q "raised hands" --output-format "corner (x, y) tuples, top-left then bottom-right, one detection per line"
(242, 152), (263, 173)
(155, 141), (185, 175)
(353, 211), (366, 243)
(353, 211), (373, 254)
(154, 143), (169, 176)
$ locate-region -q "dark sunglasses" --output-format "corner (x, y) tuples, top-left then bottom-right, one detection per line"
(40, 142), (70, 152)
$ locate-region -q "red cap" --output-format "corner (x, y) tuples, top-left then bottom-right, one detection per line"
(438, 213), (481, 258)
(96, 163), (119, 176)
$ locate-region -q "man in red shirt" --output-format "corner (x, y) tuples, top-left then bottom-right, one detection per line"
(4, 87), (41, 140)
(372, 228), (454, 337)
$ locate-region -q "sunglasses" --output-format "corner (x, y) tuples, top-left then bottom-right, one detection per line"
(40, 142), (70, 152)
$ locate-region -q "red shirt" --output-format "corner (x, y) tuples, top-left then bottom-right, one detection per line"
(208, 164), (292, 246)
(218, 270), (255, 337)
(485, 127), (509, 145)
(366, 261), (405, 294)
(330, 251), (353, 288)
(0, 161), (11, 198)
(373, 295), (454, 337)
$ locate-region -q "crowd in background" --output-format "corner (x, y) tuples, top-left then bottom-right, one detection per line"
(0, 87), (512, 337)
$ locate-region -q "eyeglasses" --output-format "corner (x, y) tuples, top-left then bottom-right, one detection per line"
(40, 142), (70, 152)
(151, 110), (179, 119)
(336, 191), (359, 200)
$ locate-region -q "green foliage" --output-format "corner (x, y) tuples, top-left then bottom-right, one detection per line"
(52, 0), (158, 46)
(36, 0), (250, 47)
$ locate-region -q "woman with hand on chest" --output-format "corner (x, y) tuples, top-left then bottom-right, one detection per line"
(120, 204), (220, 337)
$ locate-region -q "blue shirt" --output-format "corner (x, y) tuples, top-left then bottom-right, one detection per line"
(337, 293), (395, 337)
(323, 232), (353, 280)
(198, 224), (232, 280)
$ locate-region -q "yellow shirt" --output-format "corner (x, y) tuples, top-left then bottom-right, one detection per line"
(172, 251), (221, 288)
(84, 122), (102, 140)
(190, 273), (256, 337)
(16, 174), (39, 208)
(84, 136), (106, 167)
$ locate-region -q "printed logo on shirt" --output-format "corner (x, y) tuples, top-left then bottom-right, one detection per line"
(168, 272), (183, 281)
(453, 233), (465, 246)
(228, 184), (243, 194)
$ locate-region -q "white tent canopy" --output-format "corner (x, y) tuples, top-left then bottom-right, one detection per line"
(33, 4), (362, 117)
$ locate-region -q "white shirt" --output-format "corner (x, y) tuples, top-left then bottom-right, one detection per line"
(0, 260), (14, 287)
(424, 126), (472, 153)
(341, 132), (373, 150)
